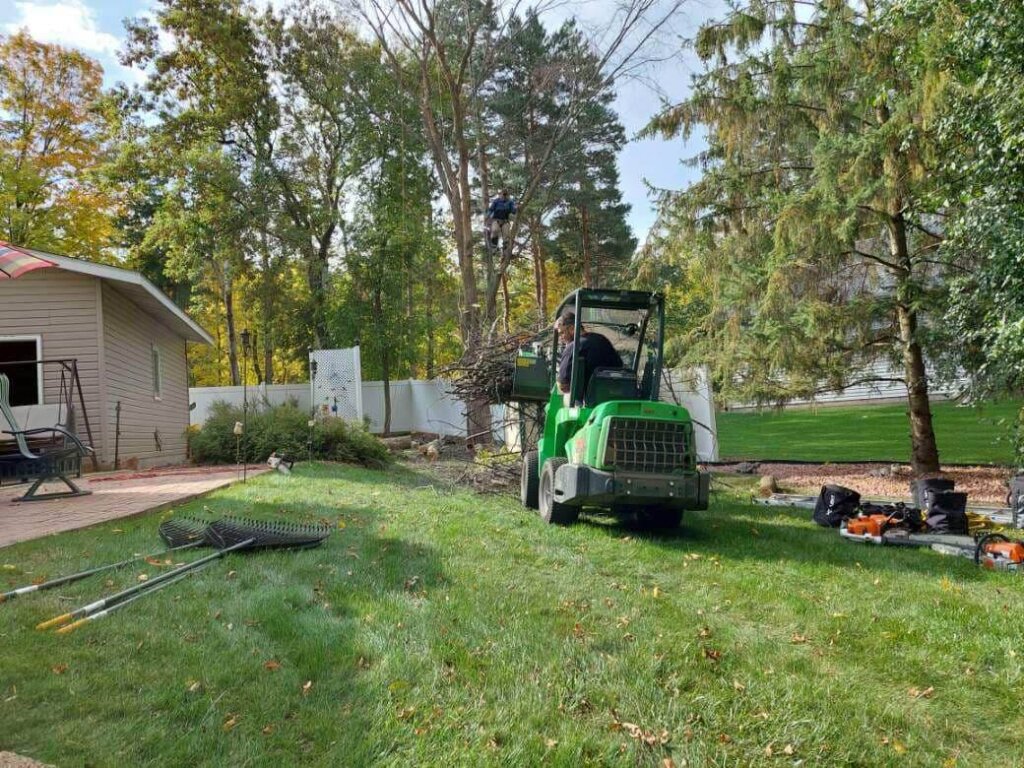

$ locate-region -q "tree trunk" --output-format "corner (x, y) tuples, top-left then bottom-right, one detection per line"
(897, 303), (940, 476)
(222, 273), (240, 386)
(889, 211), (940, 476)
(372, 285), (392, 436)
(307, 229), (334, 350)
(251, 330), (264, 384)
(530, 216), (548, 318)
(877, 97), (941, 476)
(260, 236), (275, 385)
(501, 272), (511, 334)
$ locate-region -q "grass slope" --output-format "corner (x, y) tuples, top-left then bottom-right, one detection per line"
(3, 464), (1024, 766)
(717, 400), (1022, 465)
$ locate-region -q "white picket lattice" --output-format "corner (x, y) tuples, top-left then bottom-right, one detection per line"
(310, 347), (363, 422)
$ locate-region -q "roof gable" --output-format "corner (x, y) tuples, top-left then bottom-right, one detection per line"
(22, 248), (213, 345)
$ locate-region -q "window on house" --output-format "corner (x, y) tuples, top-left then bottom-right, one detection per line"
(0, 338), (41, 407)
(152, 345), (162, 399)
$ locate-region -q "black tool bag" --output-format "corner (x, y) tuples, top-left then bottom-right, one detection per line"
(813, 485), (861, 528)
(925, 490), (968, 535)
(1008, 475), (1024, 528)
(911, 477), (955, 509)
(859, 502), (924, 532)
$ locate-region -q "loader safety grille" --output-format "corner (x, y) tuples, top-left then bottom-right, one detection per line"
(604, 418), (693, 473)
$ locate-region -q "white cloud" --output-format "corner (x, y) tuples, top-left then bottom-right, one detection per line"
(4, 0), (121, 55)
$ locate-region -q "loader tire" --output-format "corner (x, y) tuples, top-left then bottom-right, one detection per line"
(539, 458), (578, 525)
(521, 450), (540, 510)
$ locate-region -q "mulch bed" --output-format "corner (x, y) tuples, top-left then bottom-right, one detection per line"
(715, 462), (1014, 504)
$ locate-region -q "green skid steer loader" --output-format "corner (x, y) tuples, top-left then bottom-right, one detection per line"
(512, 288), (709, 527)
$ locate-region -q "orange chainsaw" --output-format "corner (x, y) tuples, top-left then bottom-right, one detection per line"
(840, 503), (922, 545)
(974, 533), (1024, 571)
(840, 514), (894, 544)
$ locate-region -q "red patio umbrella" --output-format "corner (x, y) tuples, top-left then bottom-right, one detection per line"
(0, 241), (55, 279)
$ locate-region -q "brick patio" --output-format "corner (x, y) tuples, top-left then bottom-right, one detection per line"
(0, 466), (267, 549)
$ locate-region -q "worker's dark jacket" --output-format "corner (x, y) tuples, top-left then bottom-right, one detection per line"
(488, 197), (516, 220)
(558, 332), (623, 395)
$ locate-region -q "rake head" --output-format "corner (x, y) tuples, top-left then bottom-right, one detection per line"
(205, 518), (331, 550)
(158, 518), (214, 548)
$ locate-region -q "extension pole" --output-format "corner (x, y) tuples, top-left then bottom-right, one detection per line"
(2, 540), (206, 603)
(37, 538), (255, 630)
(56, 562), (214, 635)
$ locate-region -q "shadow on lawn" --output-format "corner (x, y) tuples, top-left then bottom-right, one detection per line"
(575, 494), (988, 581)
(1, 470), (446, 766)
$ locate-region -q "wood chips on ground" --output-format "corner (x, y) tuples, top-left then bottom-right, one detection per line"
(0, 753), (53, 768)
(715, 463), (1013, 504)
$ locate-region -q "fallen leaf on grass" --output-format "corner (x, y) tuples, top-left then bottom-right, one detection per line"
(226, 570), (237, 580)
(263, 660), (281, 671)
(909, 686), (934, 699)
(144, 557), (173, 567)
(718, 733), (731, 744)
(137, 574), (149, 582)
(732, 680), (745, 692)
(222, 714), (239, 732)
(262, 724), (274, 735)
(301, 680), (313, 696)
(396, 706), (416, 720)
(698, 626), (712, 638)
(51, 664), (68, 675)
(611, 716), (671, 747)
(545, 738), (558, 748)
(790, 633), (808, 644)
(703, 648), (722, 663)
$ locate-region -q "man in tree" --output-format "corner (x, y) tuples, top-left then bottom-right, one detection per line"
(555, 310), (622, 404)
(486, 189), (516, 249)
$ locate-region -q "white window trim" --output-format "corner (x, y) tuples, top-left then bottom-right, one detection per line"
(0, 334), (43, 405)
(152, 344), (163, 401)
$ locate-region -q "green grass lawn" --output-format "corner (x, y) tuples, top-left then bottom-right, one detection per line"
(4, 463), (1024, 766)
(717, 399), (1022, 465)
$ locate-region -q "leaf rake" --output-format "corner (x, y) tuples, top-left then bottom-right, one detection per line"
(38, 518), (330, 633)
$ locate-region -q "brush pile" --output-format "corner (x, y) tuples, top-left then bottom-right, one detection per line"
(442, 329), (543, 404)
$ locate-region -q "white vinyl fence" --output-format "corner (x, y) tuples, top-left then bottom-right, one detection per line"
(189, 368), (719, 461)
(189, 379), (496, 439)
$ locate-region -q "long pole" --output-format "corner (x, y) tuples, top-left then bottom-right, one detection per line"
(56, 562), (215, 635)
(1, 540), (205, 603)
(37, 538), (255, 631)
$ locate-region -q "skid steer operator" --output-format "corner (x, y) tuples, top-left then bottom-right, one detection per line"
(555, 311), (623, 405)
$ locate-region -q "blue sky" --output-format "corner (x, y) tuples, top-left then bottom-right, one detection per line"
(0, 0), (719, 243)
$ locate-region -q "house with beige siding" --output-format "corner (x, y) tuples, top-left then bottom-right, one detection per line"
(0, 247), (212, 469)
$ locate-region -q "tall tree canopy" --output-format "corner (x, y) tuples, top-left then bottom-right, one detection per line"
(0, 31), (121, 258)
(647, 0), (963, 475)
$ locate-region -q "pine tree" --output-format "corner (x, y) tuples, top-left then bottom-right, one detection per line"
(648, 0), (959, 475)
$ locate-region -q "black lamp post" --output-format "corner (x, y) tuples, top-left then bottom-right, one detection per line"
(241, 329), (252, 481)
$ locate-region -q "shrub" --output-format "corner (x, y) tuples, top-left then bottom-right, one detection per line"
(189, 401), (389, 468)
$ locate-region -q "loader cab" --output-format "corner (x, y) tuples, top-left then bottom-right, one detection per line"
(552, 289), (666, 408)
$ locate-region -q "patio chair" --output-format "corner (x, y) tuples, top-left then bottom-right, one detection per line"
(0, 373), (93, 501)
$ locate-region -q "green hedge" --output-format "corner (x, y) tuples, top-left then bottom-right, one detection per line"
(189, 401), (389, 468)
